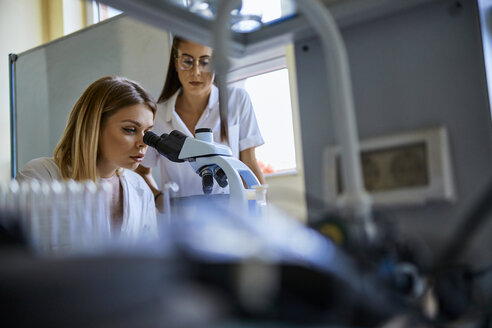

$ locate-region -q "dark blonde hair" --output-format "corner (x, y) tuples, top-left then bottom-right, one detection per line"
(54, 76), (157, 181)
(158, 37), (228, 142)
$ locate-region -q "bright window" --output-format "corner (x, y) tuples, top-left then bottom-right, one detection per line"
(230, 66), (297, 176)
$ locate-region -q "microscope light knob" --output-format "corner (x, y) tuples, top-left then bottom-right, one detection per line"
(195, 128), (213, 143)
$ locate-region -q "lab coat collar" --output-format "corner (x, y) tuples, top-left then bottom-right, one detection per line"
(164, 85), (219, 123)
(164, 89), (181, 123)
(118, 170), (147, 234)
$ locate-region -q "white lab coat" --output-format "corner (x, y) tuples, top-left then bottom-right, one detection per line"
(16, 157), (158, 247)
(141, 85), (264, 197)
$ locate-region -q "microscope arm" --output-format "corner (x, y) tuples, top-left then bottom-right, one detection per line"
(143, 130), (232, 162)
(179, 136), (232, 159)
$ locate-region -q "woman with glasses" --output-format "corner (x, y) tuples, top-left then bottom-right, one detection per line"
(136, 36), (265, 206)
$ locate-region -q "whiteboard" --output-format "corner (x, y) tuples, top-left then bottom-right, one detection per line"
(11, 14), (170, 177)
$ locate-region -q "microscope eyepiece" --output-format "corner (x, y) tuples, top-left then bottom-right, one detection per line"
(143, 131), (161, 148)
(195, 128), (212, 133)
(143, 130), (187, 163)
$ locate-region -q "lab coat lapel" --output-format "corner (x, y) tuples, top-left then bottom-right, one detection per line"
(119, 171), (145, 237)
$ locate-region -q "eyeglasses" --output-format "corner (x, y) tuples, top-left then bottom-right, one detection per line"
(176, 54), (213, 73)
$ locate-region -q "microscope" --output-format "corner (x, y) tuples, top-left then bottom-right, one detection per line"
(143, 128), (260, 212)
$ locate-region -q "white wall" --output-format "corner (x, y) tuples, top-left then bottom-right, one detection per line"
(62, 0), (86, 34)
(0, 0), (45, 184)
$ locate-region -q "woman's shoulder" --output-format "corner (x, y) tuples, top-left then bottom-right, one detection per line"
(227, 85), (249, 99)
(226, 86), (253, 114)
(16, 157), (62, 182)
(158, 89), (181, 108)
(155, 90), (180, 125)
(25, 157), (57, 167)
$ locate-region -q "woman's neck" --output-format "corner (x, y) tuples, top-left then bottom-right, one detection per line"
(97, 165), (117, 179)
(176, 90), (210, 115)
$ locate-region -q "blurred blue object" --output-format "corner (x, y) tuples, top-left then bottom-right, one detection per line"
(0, 194), (411, 327)
(162, 194), (409, 325)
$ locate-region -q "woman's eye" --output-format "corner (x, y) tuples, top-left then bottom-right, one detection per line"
(123, 127), (136, 134)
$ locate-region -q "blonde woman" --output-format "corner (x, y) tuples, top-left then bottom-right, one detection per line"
(16, 76), (157, 238)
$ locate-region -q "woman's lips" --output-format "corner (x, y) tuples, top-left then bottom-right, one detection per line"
(189, 82), (203, 86)
(130, 154), (144, 162)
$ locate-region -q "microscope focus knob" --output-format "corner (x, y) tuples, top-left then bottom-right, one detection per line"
(195, 128), (213, 143)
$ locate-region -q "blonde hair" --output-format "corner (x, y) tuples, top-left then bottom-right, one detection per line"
(54, 76), (156, 181)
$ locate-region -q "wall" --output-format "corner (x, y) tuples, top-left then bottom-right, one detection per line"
(0, 0), (46, 184)
(62, 0), (86, 35)
(0, 0), (89, 184)
(295, 0), (492, 264)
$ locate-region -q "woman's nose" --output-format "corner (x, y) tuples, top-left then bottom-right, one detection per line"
(191, 61), (201, 75)
(137, 134), (146, 148)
